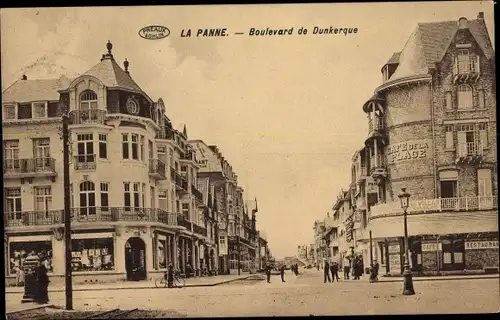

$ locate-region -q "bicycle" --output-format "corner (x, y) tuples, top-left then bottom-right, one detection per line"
(155, 270), (186, 288)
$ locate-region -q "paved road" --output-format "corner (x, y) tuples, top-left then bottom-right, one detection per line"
(6, 270), (499, 316)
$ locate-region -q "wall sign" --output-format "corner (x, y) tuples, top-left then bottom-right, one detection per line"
(465, 241), (499, 250)
(422, 243), (438, 252)
(388, 244), (400, 254)
(387, 139), (433, 164)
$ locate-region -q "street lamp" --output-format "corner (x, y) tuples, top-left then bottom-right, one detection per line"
(398, 188), (415, 295)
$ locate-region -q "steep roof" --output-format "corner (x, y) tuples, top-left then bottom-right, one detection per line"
(385, 52), (401, 65)
(389, 17), (494, 82)
(2, 76), (71, 103)
(82, 57), (143, 92)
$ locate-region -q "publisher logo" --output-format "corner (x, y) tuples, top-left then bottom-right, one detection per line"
(138, 25), (170, 40)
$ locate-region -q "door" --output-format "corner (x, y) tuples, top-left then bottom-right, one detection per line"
(125, 237), (147, 281)
(440, 180), (458, 210)
(4, 140), (20, 172)
(79, 181), (96, 216)
(34, 138), (51, 170)
(34, 186), (52, 222)
(442, 239), (465, 271)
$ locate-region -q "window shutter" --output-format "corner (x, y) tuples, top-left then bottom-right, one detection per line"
(479, 127), (488, 149)
(445, 130), (453, 149)
(478, 90), (485, 109)
(457, 131), (467, 157)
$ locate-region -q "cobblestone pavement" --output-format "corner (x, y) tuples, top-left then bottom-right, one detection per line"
(6, 270), (499, 317)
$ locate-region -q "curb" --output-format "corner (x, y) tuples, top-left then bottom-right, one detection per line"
(5, 276), (256, 293)
(374, 275), (499, 283)
(6, 304), (55, 315)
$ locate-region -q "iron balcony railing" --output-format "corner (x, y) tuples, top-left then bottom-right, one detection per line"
(156, 128), (175, 140)
(193, 223), (208, 237)
(74, 154), (97, 170)
(453, 56), (480, 75)
(69, 109), (107, 125)
(370, 195), (498, 219)
(369, 155), (386, 169)
(177, 213), (192, 230)
(368, 116), (384, 133)
(192, 185), (203, 203)
(5, 207), (178, 227)
(457, 142), (484, 157)
(172, 171), (189, 191)
(3, 158), (56, 175)
(149, 159), (166, 179)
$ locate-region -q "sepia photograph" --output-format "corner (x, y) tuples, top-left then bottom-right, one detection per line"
(1, 1), (498, 318)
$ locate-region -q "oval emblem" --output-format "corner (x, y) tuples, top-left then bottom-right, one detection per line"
(138, 25), (170, 40)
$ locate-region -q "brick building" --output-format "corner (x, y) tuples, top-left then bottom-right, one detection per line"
(351, 13), (497, 275)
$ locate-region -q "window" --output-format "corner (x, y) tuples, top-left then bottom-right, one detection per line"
(71, 238), (114, 271)
(477, 169), (492, 197)
(124, 182), (131, 209)
(158, 190), (168, 210)
(34, 186), (52, 218)
(76, 134), (94, 163)
(142, 183), (146, 209)
(33, 138), (51, 168)
(18, 103), (32, 119)
(478, 89), (485, 109)
(439, 170), (459, 209)
(70, 184), (74, 209)
(140, 136), (145, 162)
(98, 134), (107, 159)
(150, 186), (155, 209)
(122, 134), (129, 159)
(445, 125), (454, 149)
(10, 241), (53, 275)
(33, 102), (46, 118)
(4, 104), (17, 120)
(79, 181), (96, 216)
(148, 140), (154, 162)
(444, 91), (453, 110)
(133, 183), (140, 208)
(457, 49), (470, 74)
(5, 188), (22, 220)
(182, 203), (189, 220)
(79, 90), (98, 111)
(478, 123), (488, 148)
(378, 242), (385, 264)
(4, 140), (20, 170)
(457, 85), (473, 109)
(169, 149), (174, 168)
(457, 124), (476, 157)
(131, 134), (139, 160)
(100, 182), (109, 211)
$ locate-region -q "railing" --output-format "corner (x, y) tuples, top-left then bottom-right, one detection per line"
(453, 56), (480, 75)
(368, 116), (384, 133)
(370, 195), (498, 218)
(74, 154), (97, 170)
(173, 172), (189, 191)
(192, 185), (204, 203)
(457, 142), (484, 157)
(156, 128), (174, 140)
(69, 109), (107, 125)
(369, 155), (386, 169)
(177, 214), (192, 230)
(5, 208), (178, 227)
(193, 223), (208, 237)
(3, 158), (56, 175)
(149, 159), (166, 179)
(181, 151), (195, 161)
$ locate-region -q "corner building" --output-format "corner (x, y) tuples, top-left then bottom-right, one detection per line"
(353, 13), (498, 275)
(3, 41), (212, 285)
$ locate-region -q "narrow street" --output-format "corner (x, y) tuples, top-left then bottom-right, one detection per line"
(6, 270), (499, 317)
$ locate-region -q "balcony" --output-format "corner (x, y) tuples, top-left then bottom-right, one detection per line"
(156, 128), (174, 140)
(452, 57), (480, 84)
(369, 156), (387, 180)
(192, 185), (204, 204)
(74, 154), (97, 171)
(356, 166), (367, 184)
(177, 214), (192, 230)
(3, 158), (57, 181)
(193, 223), (208, 237)
(368, 116), (385, 134)
(149, 159), (166, 180)
(4, 208), (178, 227)
(172, 169), (189, 194)
(69, 109), (107, 125)
(370, 195), (498, 219)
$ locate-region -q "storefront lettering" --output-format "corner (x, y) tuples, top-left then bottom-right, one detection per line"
(465, 241), (499, 250)
(422, 243), (438, 252)
(387, 140), (432, 164)
(388, 244), (400, 254)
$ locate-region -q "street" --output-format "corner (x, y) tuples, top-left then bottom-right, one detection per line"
(6, 269), (499, 317)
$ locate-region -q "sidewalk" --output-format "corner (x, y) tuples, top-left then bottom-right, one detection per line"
(5, 273), (258, 294)
(374, 273), (499, 283)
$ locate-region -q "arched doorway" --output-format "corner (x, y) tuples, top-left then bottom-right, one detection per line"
(125, 237), (147, 281)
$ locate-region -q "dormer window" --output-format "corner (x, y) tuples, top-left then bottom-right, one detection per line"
(454, 48), (479, 75)
(33, 102), (47, 118)
(4, 104), (16, 120)
(80, 90), (98, 111)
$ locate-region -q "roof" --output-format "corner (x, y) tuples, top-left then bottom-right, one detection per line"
(82, 57), (143, 93)
(2, 76), (71, 103)
(385, 52), (401, 65)
(389, 18), (494, 82)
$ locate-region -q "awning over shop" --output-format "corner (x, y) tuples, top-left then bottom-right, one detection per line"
(369, 211), (498, 239)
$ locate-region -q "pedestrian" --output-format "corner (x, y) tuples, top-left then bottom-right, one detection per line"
(352, 257), (359, 280)
(295, 263), (299, 275)
(167, 263), (174, 287)
(323, 260), (331, 283)
(331, 261), (340, 282)
(34, 257), (50, 304)
(374, 260), (380, 281)
(266, 262), (272, 283)
(280, 264), (286, 282)
(343, 256), (350, 280)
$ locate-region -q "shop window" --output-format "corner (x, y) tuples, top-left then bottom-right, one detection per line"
(158, 239), (167, 269)
(410, 241), (422, 271)
(71, 238), (114, 271)
(10, 241), (53, 274)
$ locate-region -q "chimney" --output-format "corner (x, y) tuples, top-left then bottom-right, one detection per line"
(21, 75), (27, 80)
(477, 12), (484, 20)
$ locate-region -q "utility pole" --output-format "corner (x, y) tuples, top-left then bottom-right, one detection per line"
(237, 228), (241, 275)
(63, 114), (73, 310)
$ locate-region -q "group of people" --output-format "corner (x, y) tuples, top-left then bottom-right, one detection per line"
(321, 255), (367, 282)
(323, 260), (340, 283)
(264, 263), (301, 283)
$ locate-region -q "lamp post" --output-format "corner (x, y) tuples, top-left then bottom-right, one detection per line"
(398, 188), (415, 295)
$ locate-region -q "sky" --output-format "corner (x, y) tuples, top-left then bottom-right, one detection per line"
(1, 1), (495, 258)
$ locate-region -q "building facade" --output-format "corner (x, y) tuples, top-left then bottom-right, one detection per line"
(350, 13), (497, 275)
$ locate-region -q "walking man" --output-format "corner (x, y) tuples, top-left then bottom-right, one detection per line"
(343, 256), (350, 280)
(331, 261), (340, 282)
(280, 264), (286, 282)
(323, 259), (331, 283)
(266, 262), (272, 283)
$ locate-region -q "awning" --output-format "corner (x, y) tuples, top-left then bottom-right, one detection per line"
(369, 211), (498, 238)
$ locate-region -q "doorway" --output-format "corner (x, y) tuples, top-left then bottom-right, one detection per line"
(125, 237), (147, 281)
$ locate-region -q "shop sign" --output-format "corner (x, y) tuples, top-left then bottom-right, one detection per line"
(465, 241), (499, 250)
(387, 139), (432, 164)
(422, 243), (438, 252)
(389, 254), (401, 273)
(388, 244), (400, 254)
